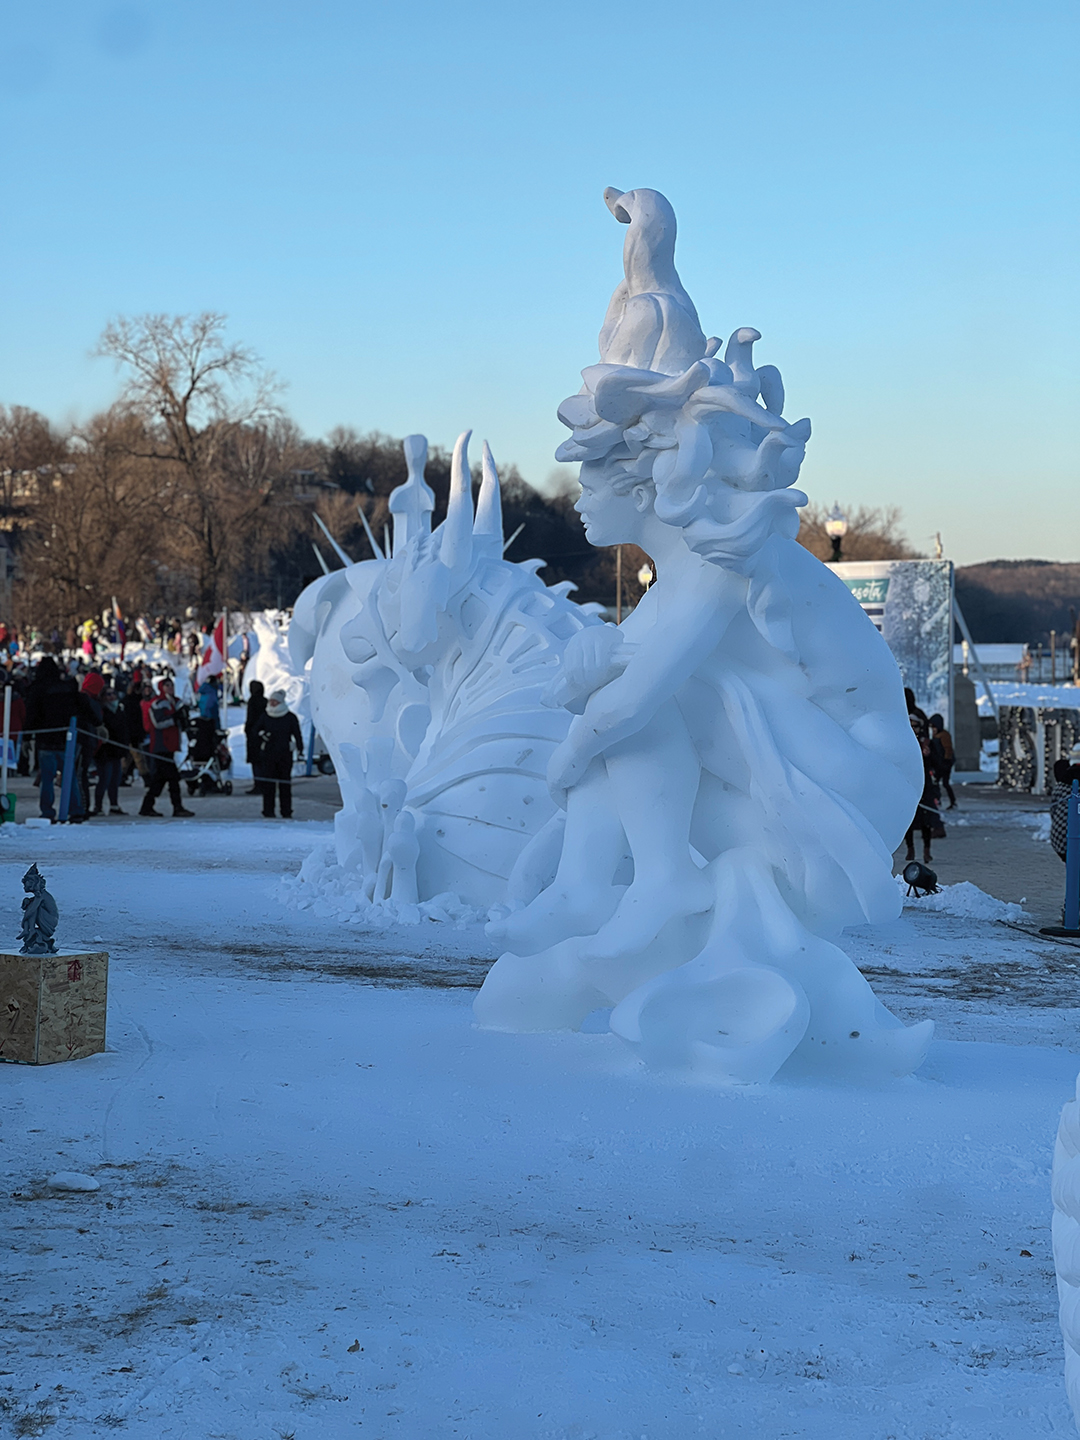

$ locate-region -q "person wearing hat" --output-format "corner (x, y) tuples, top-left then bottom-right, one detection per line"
(255, 689), (303, 819)
(139, 676), (195, 818)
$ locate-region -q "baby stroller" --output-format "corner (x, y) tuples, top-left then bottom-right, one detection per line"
(180, 714), (233, 796)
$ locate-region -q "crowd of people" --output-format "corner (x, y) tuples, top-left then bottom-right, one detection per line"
(0, 607), (249, 668)
(0, 649), (305, 824)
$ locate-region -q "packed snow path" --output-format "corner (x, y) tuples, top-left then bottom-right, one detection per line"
(2, 821), (1077, 1437)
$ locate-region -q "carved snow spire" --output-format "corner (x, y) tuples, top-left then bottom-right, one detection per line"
(597, 187), (707, 375)
(472, 441), (503, 556)
(724, 328), (786, 415)
(389, 433), (435, 557)
(439, 430), (474, 573)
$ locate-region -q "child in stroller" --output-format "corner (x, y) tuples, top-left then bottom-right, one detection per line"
(180, 684), (233, 796)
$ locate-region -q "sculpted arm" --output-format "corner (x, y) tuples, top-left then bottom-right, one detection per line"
(549, 567), (743, 797)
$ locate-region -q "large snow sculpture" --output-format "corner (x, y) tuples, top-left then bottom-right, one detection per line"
(475, 186), (933, 1084)
(289, 434), (601, 917)
(1053, 1080), (1080, 1425)
(242, 610), (310, 729)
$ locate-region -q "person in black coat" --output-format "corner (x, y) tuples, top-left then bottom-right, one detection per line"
(255, 689), (304, 818)
(93, 686), (132, 815)
(243, 680), (267, 796)
(903, 714), (942, 864)
(24, 656), (85, 821)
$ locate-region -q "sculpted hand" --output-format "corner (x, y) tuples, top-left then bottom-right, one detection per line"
(544, 625), (633, 710)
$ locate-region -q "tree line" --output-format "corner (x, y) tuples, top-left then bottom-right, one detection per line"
(0, 313), (916, 630)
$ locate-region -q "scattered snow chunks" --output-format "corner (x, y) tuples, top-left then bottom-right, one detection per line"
(1029, 813), (1052, 843)
(896, 876), (1030, 922)
(47, 1171), (100, 1192)
(280, 841), (484, 928)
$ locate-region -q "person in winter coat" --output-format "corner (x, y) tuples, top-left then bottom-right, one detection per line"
(1050, 753), (1080, 864)
(93, 686), (131, 815)
(904, 686), (929, 730)
(192, 679), (221, 764)
(122, 676), (147, 784)
(903, 714), (942, 865)
(78, 672), (106, 819)
(256, 689), (303, 818)
(243, 680), (267, 796)
(6, 670), (27, 775)
(139, 677), (194, 818)
(928, 713), (957, 810)
(24, 656), (85, 821)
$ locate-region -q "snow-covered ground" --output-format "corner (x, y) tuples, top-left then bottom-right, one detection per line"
(3, 821), (1078, 1438)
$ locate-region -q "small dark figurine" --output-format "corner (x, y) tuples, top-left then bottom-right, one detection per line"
(19, 863), (59, 956)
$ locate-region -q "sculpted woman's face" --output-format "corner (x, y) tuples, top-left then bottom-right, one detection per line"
(575, 459), (652, 547)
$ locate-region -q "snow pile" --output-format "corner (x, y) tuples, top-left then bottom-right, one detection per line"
(225, 721), (251, 779)
(1029, 812), (1053, 843)
(897, 875), (1030, 922)
(279, 839), (488, 927)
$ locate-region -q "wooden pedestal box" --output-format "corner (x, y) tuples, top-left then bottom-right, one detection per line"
(0, 950), (108, 1065)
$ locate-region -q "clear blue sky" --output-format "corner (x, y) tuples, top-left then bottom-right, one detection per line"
(1, 0), (1076, 565)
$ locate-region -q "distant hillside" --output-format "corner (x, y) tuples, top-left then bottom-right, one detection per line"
(955, 560), (1080, 645)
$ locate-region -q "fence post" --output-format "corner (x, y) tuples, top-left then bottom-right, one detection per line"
(57, 718), (78, 823)
(1066, 778), (1080, 932)
(305, 722), (316, 778)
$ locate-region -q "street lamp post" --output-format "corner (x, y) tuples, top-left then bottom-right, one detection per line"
(824, 504), (848, 564)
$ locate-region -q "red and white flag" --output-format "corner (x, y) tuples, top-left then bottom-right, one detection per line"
(197, 615), (226, 685)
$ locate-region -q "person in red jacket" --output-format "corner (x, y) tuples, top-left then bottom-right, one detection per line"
(139, 677), (194, 818)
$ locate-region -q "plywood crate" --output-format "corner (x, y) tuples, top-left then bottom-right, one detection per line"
(0, 950), (108, 1065)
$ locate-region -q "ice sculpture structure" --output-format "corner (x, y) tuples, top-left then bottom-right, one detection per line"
(243, 610), (310, 729)
(475, 186), (933, 1084)
(1053, 1080), (1080, 1423)
(288, 434), (601, 917)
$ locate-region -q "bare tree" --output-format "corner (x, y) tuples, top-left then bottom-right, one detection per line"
(13, 408), (166, 628)
(0, 405), (67, 516)
(95, 313), (282, 616)
(797, 502), (921, 562)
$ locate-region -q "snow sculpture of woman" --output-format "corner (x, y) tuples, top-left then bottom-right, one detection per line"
(477, 186), (932, 1084)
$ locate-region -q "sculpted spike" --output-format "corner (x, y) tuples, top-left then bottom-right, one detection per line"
(439, 430), (474, 572)
(314, 512), (356, 566)
(354, 504), (384, 561)
(473, 441), (503, 548)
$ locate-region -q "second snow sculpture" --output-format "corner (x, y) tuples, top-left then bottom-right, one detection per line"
(289, 435), (601, 916)
(476, 186), (932, 1084)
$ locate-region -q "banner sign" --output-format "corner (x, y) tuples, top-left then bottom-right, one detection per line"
(832, 559), (954, 724)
